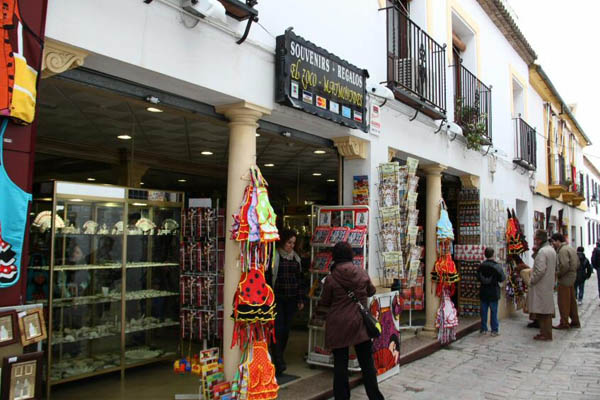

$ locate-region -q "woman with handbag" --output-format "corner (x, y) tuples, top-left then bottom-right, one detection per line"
(318, 242), (384, 400)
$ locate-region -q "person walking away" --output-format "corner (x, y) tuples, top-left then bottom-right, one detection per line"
(318, 242), (383, 400)
(591, 241), (600, 304)
(575, 246), (593, 305)
(527, 230), (556, 341)
(477, 247), (506, 336)
(551, 233), (580, 329)
(267, 229), (305, 376)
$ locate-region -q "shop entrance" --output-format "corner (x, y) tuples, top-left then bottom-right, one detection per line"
(30, 71), (340, 398)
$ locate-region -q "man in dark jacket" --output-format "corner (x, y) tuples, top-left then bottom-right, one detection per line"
(477, 247), (506, 336)
(575, 246), (593, 305)
(591, 241), (600, 302)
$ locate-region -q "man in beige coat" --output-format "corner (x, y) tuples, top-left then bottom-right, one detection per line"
(551, 233), (580, 329)
(527, 230), (556, 341)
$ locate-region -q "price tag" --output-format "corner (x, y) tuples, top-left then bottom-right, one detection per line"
(8, 357), (16, 363)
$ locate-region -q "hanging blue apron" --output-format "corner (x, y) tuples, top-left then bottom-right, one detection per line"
(0, 119), (31, 287)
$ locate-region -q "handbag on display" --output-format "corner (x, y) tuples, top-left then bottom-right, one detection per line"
(332, 276), (381, 339)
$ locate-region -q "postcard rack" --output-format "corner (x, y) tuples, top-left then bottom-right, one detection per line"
(306, 205), (370, 371)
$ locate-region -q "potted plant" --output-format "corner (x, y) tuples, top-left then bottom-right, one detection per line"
(456, 98), (488, 151)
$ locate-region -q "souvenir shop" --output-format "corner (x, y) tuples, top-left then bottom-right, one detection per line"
(16, 69), (344, 398)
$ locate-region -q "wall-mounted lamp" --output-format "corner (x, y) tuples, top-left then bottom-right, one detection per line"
(367, 81), (394, 107)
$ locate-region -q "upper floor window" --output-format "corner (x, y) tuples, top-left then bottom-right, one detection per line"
(512, 78), (525, 118)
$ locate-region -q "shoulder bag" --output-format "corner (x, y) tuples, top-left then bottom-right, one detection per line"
(331, 275), (381, 339)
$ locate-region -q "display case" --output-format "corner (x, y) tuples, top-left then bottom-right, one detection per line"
(27, 181), (183, 389)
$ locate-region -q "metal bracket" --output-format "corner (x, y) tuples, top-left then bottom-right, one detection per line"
(434, 118), (446, 134)
(409, 109), (419, 121)
(237, 16), (258, 45)
(483, 145), (492, 156)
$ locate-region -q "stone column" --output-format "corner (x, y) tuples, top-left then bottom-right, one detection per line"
(215, 101), (271, 381)
(423, 164), (447, 333)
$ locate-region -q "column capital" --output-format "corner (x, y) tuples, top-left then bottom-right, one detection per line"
(422, 164), (447, 176)
(460, 174), (480, 189)
(41, 38), (88, 79)
(332, 136), (368, 160)
(215, 101), (271, 126)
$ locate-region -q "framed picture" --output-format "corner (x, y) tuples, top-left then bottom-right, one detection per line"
(17, 309), (46, 347)
(342, 211), (354, 228)
(1, 352), (43, 400)
(311, 227), (331, 244)
(318, 212), (331, 227)
(0, 312), (18, 347)
(327, 227), (350, 244)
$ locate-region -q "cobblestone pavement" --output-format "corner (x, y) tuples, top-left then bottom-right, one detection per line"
(352, 277), (600, 400)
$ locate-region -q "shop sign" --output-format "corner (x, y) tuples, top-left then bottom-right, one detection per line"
(275, 29), (369, 132)
(369, 103), (381, 136)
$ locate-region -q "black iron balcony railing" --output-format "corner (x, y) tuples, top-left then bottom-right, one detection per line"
(454, 62), (492, 144)
(385, 5), (446, 118)
(513, 115), (536, 171)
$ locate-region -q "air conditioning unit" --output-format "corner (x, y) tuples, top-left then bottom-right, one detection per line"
(395, 58), (414, 90)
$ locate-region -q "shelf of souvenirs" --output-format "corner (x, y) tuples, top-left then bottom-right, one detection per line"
(28, 289), (179, 308)
(180, 305), (224, 312)
(52, 318), (179, 345)
(311, 243), (365, 248)
(49, 349), (177, 385)
(52, 232), (179, 237)
(29, 261), (179, 271)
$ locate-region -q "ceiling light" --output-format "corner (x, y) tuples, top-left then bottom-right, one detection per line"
(312, 173), (322, 176)
(201, 151), (213, 155)
(140, 182), (144, 185)
(314, 150), (326, 154)
(256, 133), (260, 137)
(264, 163), (275, 167)
(132, 202), (147, 207)
(87, 178), (96, 182)
(327, 179), (336, 182)
(117, 134), (132, 140)
(146, 107), (163, 113)
(70, 198), (84, 202)
(178, 179), (187, 183)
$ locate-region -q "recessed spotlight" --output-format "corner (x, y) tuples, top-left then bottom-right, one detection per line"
(178, 179), (187, 183)
(312, 173), (322, 176)
(87, 178), (96, 182)
(264, 163), (275, 167)
(327, 179), (336, 182)
(314, 150), (326, 154)
(256, 133), (260, 137)
(117, 134), (132, 140)
(132, 202), (147, 207)
(201, 151), (213, 155)
(140, 182), (144, 185)
(70, 198), (84, 202)
(146, 107), (163, 113)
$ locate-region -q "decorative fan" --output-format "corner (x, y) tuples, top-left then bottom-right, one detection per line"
(83, 220), (98, 235)
(135, 218), (156, 233)
(112, 221), (124, 235)
(32, 211), (65, 233)
(161, 218), (179, 232)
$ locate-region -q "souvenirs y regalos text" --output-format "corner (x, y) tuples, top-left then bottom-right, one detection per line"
(276, 28), (369, 132)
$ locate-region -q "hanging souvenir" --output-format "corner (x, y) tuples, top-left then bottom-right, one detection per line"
(0, 1), (45, 125)
(0, 119), (31, 287)
(232, 340), (278, 400)
(431, 200), (459, 297)
(435, 288), (458, 345)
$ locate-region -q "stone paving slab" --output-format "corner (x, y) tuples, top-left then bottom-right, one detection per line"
(350, 273), (600, 399)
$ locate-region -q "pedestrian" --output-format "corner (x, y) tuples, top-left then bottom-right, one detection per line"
(267, 228), (305, 376)
(575, 246), (593, 305)
(318, 242), (384, 400)
(551, 233), (581, 329)
(477, 247), (506, 336)
(591, 241), (600, 304)
(526, 230), (556, 341)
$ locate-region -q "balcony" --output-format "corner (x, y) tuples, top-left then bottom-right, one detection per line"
(453, 62), (492, 149)
(549, 155), (567, 198)
(513, 115), (536, 171)
(385, 6), (446, 119)
(571, 172), (586, 207)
